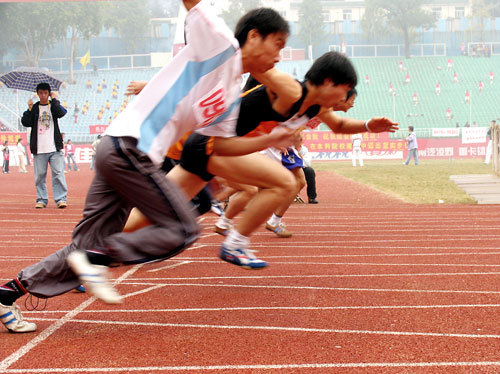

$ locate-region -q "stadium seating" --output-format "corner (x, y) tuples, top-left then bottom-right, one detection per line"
(278, 56), (500, 137)
(1, 56), (498, 142)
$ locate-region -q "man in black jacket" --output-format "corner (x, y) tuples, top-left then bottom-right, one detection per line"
(22, 82), (68, 209)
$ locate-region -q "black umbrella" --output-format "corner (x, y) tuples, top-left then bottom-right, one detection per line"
(0, 67), (62, 92)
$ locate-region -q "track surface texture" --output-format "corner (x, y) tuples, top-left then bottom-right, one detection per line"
(1, 166), (500, 373)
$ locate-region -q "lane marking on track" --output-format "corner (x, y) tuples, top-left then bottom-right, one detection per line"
(4, 361), (500, 372)
(122, 271), (500, 280)
(0, 265), (143, 372)
(22, 317), (500, 339)
(114, 282), (500, 295)
(121, 284), (168, 299)
(23, 303), (500, 314)
(147, 261), (191, 273)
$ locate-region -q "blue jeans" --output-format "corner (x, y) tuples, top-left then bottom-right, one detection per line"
(405, 148), (419, 165)
(66, 153), (78, 171)
(33, 151), (68, 204)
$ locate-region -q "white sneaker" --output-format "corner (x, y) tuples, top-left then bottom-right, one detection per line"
(67, 251), (122, 304)
(0, 302), (37, 333)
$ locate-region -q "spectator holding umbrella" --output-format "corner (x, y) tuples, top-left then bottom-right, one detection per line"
(21, 83), (68, 209)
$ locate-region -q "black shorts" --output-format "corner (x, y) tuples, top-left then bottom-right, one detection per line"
(179, 133), (215, 182)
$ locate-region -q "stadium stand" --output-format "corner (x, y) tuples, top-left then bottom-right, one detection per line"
(278, 56), (500, 137)
(1, 56), (498, 142)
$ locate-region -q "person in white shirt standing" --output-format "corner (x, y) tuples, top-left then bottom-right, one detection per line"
(351, 133), (364, 167)
(21, 82), (68, 209)
(16, 138), (27, 173)
(404, 125), (419, 165)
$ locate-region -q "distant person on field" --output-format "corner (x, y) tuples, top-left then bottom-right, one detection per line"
(484, 120), (496, 165)
(1, 141), (9, 174)
(16, 138), (27, 173)
(65, 139), (78, 171)
(404, 126), (418, 165)
(351, 133), (364, 167)
(90, 135), (102, 170)
(295, 135), (318, 204)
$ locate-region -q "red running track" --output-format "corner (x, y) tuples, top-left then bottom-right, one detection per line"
(1, 165), (500, 373)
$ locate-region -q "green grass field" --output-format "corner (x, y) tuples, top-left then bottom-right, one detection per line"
(313, 159), (496, 204)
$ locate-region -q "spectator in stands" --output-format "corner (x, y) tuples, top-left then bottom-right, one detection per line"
(456, 122), (460, 128)
(465, 90), (470, 104)
(404, 126), (418, 166)
(90, 135), (102, 171)
(81, 106), (87, 115)
(92, 63), (98, 77)
(86, 79), (92, 89)
(446, 107), (452, 121)
(16, 138), (27, 173)
(365, 74), (370, 85)
(97, 112), (103, 121)
(484, 45), (490, 57)
(96, 84), (102, 94)
(447, 58), (453, 71)
(102, 79), (107, 89)
(472, 121), (478, 127)
(113, 110), (118, 119)
(292, 67), (297, 78)
(108, 116), (113, 125)
(341, 41), (347, 55)
(405, 73), (410, 84)
(295, 135), (317, 204)
(74, 103), (79, 114)
(490, 71), (494, 85)
(112, 90), (118, 99)
(21, 82), (68, 209)
(62, 100), (68, 108)
(398, 61), (403, 71)
(114, 79), (119, 89)
(479, 80), (483, 93)
(435, 82), (440, 96)
(461, 42), (466, 55)
(1, 140), (9, 174)
(464, 122), (470, 128)
(61, 81), (67, 90)
(83, 100), (89, 109)
(0, 81), (3, 88)
(65, 139), (78, 172)
(105, 100), (111, 110)
(389, 82), (394, 95)
(413, 92), (418, 106)
(453, 71), (458, 83)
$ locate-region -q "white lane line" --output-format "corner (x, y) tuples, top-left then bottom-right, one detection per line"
(123, 271), (500, 280)
(23, 317), (500, 339)
(23, 303), (500, 314)
(116, 282), (500, 295)
(147, 261), (191, 273)
(5, 361), (500, 373)
(0, 265), (143, 372)
(120, 284), (167, 299)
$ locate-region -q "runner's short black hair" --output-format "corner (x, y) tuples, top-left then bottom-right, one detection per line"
(36, 82), (51, 93)
(346, 88), (357, 101)
(305, 52), (357, 88)
(409, 126), (414, 131)
(235, 8), (289, 47)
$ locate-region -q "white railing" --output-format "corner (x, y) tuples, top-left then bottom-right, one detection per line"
(467, 42), (500, 56)
(328, 43), (447, 58)
(2, 54), (152, 74)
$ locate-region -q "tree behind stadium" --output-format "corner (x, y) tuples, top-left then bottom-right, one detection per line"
(361, 0), (436, 59)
